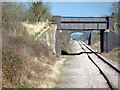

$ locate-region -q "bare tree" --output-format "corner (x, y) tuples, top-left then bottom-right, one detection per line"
(109, 2), (119, 33)
(30, 2), (51, 22)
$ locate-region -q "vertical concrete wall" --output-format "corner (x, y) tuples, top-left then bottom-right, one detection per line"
(55, 30), (62, 56)
(52, 16), (62, 56)
(104, 30), (120, 52)
(46, 25), (57, 54)
(38, 25), (57, 54)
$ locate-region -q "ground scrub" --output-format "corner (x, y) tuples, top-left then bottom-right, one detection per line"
(2, 49), (23, 87)
(2, 24), (57, 88)
(2, 2), (60, 88)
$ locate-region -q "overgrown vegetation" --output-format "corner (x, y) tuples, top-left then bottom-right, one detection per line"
(2, 2), (59, 88)
(30, 2), (51, 21)
(2, 32), (57, 88)
(61, 31), (71, 52)
(2, 2), (51, 28)
(109, 2), (119, 33)
(113, 46), (120, 52)
(92, 31), (100, 44)
(114, 47), (120, 59)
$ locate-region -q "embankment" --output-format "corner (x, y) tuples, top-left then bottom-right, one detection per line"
(2, 22), (65, 88)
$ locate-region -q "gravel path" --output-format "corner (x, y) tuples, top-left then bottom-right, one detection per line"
(57, 41), (109, 88)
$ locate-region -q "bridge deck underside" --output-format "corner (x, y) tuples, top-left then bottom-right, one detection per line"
(60, 17), (107, 30)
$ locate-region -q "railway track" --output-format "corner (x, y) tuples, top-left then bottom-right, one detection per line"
(80, 41), (120, 73)
(77, 40), (119, 89)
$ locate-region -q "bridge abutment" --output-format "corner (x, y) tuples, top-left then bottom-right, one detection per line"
(52, 15), (62, 56)
(55, 30), (62, 56)
(104, 30), (120, 53)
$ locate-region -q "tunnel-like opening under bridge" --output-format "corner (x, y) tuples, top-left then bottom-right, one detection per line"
(52, 15), (114, 56)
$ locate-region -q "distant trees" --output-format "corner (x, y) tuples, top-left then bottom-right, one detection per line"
(110, 2), (118, 18)
(30, 2), (51, 21)
(2, 2), (23, 28)
(109, 2), (119, 33)
(2, 2), (52, 29)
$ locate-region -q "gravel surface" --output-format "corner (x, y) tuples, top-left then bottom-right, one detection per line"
(81, 41), (119, 88)
(58, 41), (109, 88)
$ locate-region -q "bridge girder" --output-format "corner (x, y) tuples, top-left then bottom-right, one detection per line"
(52, 15), (114, 55)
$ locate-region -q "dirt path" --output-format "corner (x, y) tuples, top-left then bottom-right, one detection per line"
(57, 41), (112, 88)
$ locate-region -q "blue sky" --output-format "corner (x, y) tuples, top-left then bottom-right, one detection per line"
(50, 2), (113, 17)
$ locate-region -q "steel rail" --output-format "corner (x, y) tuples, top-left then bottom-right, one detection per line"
(77, 40), (113, 90)
(80, 41), (120, 74)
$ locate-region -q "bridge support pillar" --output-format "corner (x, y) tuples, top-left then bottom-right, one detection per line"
(55, 30), (62, 56)
(88, 31), (92, 45)
(100, 30), (105, 53)
(52, 15), (62, 56)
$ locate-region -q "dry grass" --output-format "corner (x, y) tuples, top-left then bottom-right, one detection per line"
(2, 23), (62, 88)
(101, 47), (119, 62)
(22, 22), (47, 36)
(90, 40), (119, 62)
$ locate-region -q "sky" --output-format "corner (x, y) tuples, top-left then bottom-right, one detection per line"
(50, 2), (113, 17)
